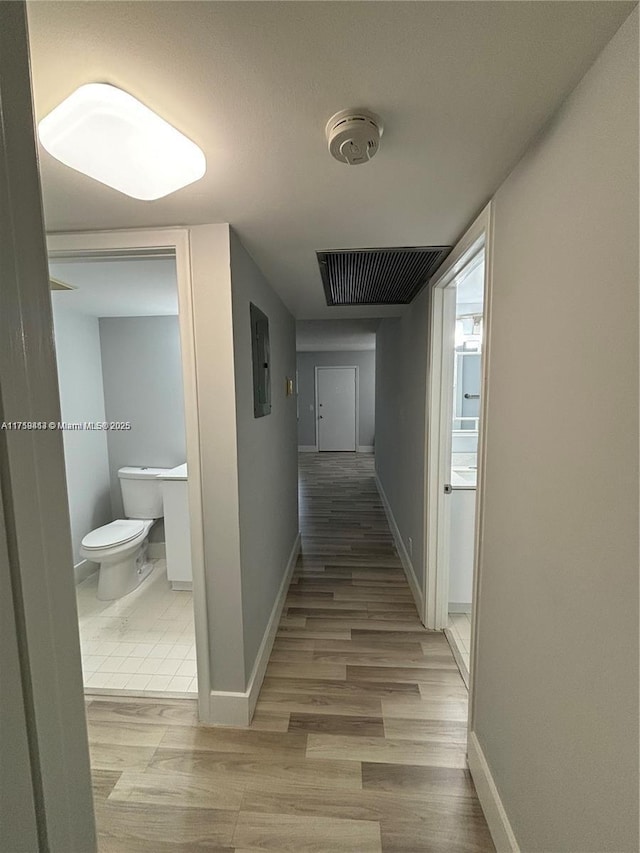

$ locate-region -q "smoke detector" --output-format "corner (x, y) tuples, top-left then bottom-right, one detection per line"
(325, 108), (383, 166)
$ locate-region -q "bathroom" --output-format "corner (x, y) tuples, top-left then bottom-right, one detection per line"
(447, 251), (484, 681)
(49, 252), (197, 698)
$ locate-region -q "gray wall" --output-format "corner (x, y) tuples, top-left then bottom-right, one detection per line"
(187, 224), (298, 698)
(1, 5), (96, 847)
(297, 350), (375, 448)
(375, 288), (430, 589)
(52, 298), (112, 572)
(189, 224), (245, 694)
(99, 315), (186, 518)
(474, 11), (638, 851)
(375, 10), (638, 850)
(231, 229), (299, 678)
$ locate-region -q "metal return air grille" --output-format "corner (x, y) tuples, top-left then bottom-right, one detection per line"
(317, 246), (451, 306)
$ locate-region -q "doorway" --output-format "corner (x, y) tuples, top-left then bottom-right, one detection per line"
(424, 213), (490, 689)
(315, 365), (358, 451)
(49, 249), (198, 698)
(445, 251), (484, 683)
(47, 229), (210, 718)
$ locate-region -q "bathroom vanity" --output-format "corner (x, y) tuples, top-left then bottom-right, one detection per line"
(157, 464), (192, 589)
(448, 468), (476, 610)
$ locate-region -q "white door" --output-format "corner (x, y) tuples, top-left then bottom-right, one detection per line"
(316, 367), (357, 451)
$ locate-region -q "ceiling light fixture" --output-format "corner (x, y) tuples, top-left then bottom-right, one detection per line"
(38, 83), (206, 200)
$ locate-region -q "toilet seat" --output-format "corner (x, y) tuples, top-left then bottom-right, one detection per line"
(81, 519), (146, 551)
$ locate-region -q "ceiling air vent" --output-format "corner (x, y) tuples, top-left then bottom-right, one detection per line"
(317, 246), (451, 306)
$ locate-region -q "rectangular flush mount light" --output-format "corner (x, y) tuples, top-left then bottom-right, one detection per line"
(38, 83), (206, 200)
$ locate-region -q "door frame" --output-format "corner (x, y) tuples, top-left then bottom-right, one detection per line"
(314, 364), (359, 452)
(47, 228), (211, 721)
(421, 202), (494, 714)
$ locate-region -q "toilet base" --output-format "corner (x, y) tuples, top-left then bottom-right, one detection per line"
(97, 543), (154, 601)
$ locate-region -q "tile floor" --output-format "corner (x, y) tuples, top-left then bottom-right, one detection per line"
(76, 559), (198, 698)
(447, 611), (471, 681)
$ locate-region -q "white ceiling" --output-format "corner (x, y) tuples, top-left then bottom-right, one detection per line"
(27, 1), (633, 319)
(49, 258), (178, 317)
(296, 320), (378, 352)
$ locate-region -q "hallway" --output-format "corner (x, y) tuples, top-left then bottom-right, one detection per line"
(86, 454), (493, 852)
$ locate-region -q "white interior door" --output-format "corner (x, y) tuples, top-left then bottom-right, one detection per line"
(316, 366), (357, 451)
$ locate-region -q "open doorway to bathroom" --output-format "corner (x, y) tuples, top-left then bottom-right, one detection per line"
(49, 247), (198, 699)
(444, 251), (484, 685)
(425, 233), (486, 688)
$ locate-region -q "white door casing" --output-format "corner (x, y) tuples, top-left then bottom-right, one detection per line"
(316, 366), (357, 451)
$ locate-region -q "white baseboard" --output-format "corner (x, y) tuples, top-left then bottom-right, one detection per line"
(74, 559), (96, 585)
(444, 627), (469, 689)
(374, 475), (424, 620)
(245, 530), (300, 718)
(209, 690), (252, 726)
(298, 445), (317, 452)
(170, 581), (193, 591)
(467, 731), (520, 853)
(449, 602), (472, 614)
(357, 445), (374, 454)
(207, 531), (301, 726)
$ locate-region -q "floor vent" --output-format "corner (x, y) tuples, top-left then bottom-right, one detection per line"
(317, 246), (451, 306)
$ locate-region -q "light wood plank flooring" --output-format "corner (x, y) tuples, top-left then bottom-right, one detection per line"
(87, 452), (494, 852)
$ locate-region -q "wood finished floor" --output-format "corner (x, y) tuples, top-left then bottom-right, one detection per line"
(87, 453), (494, 852)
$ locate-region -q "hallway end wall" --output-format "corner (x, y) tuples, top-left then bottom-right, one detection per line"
(230, 230), (299, 680)
(297, 350), (375, 450)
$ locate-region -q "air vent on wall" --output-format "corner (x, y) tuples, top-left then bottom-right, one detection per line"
(317, 246), (451, 306)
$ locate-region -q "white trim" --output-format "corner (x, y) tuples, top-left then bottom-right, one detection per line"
(444, 627), (469, 689)
(468, 205), (495, 734)
(357, 445), (374, 454)
(74, 559), (96, 585)
(207, 532), (300, 726)
(245, 531), (300, 718)
(47, 227), (211, 723)
(298, 445), (318, 453)
(314, 364), (359, 452)
(170, 581), (193, 591)
(375, 475), (424, 621)
(467, 732), (520, 853)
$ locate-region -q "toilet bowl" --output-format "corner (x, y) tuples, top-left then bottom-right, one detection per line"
(81, 518), (154, 600)
(81, 466), (170, 600)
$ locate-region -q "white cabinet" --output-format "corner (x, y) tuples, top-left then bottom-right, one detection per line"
(157, 464), (192, 589)
(448, 483), (476, 610)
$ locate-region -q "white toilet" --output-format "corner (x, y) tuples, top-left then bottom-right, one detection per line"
(81, 466), (169, 600)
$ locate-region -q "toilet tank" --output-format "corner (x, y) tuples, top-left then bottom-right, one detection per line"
(118, 467), (169, 519)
